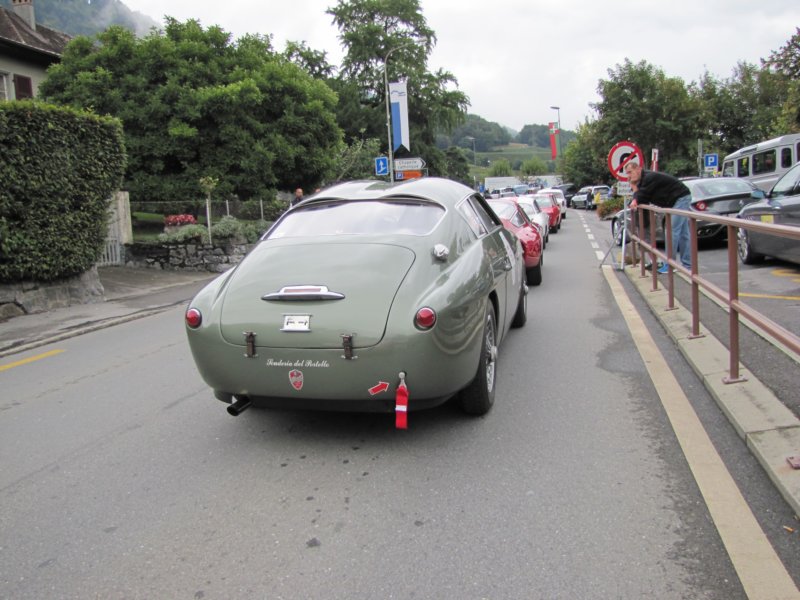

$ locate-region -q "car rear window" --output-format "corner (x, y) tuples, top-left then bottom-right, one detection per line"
(687, 179), (754, 198)
(267, 200), (445, 239)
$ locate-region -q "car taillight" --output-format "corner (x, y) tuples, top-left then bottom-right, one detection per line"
(414, 307), (436, 330)
(694, 201), (707, 211)
(185, 307), (202, 328)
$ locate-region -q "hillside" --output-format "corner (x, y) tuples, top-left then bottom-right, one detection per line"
(0, 0), (157, 37)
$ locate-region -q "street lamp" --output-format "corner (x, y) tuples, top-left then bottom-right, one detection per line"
(465, 136), (476, 165)
(384, 42), (413, 183)
(550, 105), (562, 160)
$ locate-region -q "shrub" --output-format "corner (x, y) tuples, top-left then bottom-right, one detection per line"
(0, 102), (126, 282)
(156, 216), (270, 244)
(598, 197), (624, 219)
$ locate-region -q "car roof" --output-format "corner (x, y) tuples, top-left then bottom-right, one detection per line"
(312, 177), (474, 209)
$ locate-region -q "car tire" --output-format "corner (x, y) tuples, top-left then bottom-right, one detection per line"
(612, 218), (623, 246)
(526, 261), (542, 286)
(511, 279), (527, 329)
(460, 304), (497, 416)
(737, 228), (764, 265)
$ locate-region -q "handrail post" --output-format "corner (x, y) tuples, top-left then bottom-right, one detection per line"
(725, 224), (747, 383)
(664, 212), (675, 308)
(688, 218), (702, 337)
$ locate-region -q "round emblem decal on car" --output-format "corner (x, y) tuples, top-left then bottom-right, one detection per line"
(289, 369), (304, 390)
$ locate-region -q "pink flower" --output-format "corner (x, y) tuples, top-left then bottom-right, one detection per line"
(164, 214), (197, 226)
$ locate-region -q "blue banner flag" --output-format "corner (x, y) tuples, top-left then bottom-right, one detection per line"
(389, 81), (410, 152)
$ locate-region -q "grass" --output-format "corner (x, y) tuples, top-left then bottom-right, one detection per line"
(469, 144), (557, 183)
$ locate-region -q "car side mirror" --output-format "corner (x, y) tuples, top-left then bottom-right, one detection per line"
(751, 189), (766, 199)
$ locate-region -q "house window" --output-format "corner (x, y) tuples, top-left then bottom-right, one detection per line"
(13, 74), (33, 99)
(0, 73), (8, 100)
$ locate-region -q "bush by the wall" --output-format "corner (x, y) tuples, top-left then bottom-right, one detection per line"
(0, 101), (126, 282)
(157, 216), (269, 244)
(597, 197), (624, 219)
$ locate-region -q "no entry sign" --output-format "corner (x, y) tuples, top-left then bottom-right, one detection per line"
(608, 141), (644, 181)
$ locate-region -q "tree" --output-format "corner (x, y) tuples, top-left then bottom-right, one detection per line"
(40, 20), (343, 203)
(763, 27), (800, 79)
(762, 28), (800, 133)
(562, 121), (608, 186)
(442, 146), (471, 185)
(520, 157), (548, 176)
(593, 59), (701, 175)
(488, 158), (512, 177)
(517, 124), (550, 148)
(327, 0), (469, 176)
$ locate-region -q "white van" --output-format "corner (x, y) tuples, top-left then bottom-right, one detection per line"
(721, 133), (800, 192)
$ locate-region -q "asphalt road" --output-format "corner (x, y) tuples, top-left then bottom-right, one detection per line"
(1, 210), (798, 599)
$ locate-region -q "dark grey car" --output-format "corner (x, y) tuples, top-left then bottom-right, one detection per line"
(611, 177), (764, 246)
(737, 162), (800, 265)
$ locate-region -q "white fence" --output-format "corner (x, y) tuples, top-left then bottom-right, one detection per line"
(97, 191), (133, 267)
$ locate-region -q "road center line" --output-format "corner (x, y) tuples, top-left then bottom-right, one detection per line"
(0, 349), (65, 372)
(602, 265), (799, 599)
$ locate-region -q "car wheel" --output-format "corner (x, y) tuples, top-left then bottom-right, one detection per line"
(526, 260), (542, 286)
(737, 228), (764, 265)
(511, 279), (527, 329)
(612, 218), (623, 246)
(460, 304), (497, 415)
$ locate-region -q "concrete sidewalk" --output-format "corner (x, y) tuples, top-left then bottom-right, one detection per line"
(0, 266), (216, 358)
(619, 265), (800, 518)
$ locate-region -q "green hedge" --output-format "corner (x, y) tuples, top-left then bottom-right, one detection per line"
(0, 101), (126, 282)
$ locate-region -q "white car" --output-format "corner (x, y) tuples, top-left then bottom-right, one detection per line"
(516, 195), (550, 247)
(540, 187), (567, 219)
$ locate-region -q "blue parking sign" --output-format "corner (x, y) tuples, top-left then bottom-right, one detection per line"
(375, 156), (389, 176)
(704, 153), (718, 169)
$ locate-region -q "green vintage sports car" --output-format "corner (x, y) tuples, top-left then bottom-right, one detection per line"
(185, 177), (528, 419)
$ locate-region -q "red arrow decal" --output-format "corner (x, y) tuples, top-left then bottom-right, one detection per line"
(368, 381), (390, 395)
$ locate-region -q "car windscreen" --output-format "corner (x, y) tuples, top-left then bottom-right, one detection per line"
(487, 201), (517, 220)
(516, 199), (539, 214)
(266, 200), (445, 239)
(770, 163), (800, 198)
(686, 179), (755, 199)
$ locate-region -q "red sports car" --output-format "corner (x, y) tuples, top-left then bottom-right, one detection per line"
(532, 193), (561, 233)
(488, 198), (543, 286)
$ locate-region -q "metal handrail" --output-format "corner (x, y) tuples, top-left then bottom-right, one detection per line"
(625, 204), (800, 383)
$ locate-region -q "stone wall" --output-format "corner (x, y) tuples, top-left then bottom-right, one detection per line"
(0, 240), (252, 319)
(0, 267), (104, 320)
(124, 239), (255, 272)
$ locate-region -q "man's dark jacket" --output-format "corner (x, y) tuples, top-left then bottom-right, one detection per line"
(633, 170), (690, 207)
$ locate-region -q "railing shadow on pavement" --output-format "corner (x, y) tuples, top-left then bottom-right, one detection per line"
(621, 204), (800, 384)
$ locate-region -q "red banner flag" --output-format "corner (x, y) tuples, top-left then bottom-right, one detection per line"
(549, 122), (559, 160)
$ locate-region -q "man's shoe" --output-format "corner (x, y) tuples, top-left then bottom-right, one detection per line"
(657, 263), (669, 274)
(644, 262), (653, 271)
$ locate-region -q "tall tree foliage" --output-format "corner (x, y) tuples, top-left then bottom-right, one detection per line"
(592, 59), (700, 175)
(762, 27), (800, 133)
(326, 0), (469, 177)
(40, 20), (343, 203)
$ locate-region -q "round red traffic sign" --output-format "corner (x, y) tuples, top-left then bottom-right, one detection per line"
(608, 141), (644, 181)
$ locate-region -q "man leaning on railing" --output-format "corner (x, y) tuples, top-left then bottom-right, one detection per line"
(624, 161), (692, 273)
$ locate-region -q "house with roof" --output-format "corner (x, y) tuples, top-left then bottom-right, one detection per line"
(0, 0), (70, 100)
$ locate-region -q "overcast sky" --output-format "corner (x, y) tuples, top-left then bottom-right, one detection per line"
(121, 0), (799, 132)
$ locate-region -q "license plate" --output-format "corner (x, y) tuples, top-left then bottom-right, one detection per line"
(282, 314), (311, 332)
